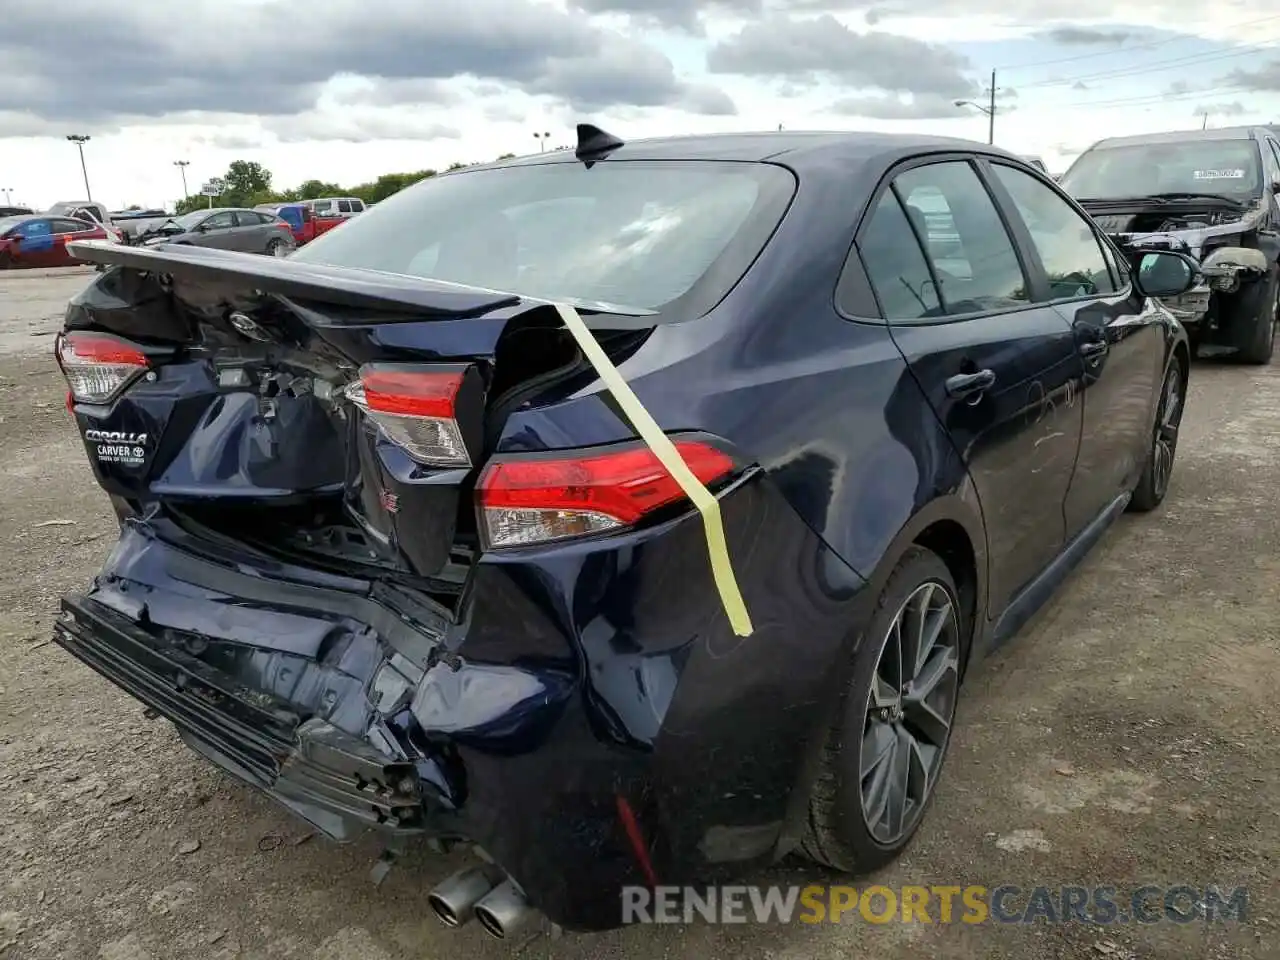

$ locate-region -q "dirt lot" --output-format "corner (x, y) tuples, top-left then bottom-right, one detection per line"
(0, 267), (1276, 960)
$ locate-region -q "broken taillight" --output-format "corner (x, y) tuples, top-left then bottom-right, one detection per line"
(55, 331), (150, 404)
(476, 439), (736, 548)
(344, 364), (472, 466)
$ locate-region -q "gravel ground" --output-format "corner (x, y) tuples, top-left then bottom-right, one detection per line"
(0, 268), (1276, 960)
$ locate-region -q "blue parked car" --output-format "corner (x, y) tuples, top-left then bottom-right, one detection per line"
(52, 125), (1196, 936)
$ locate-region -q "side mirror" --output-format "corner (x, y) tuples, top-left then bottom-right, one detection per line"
(1134, 250), (1200, 299)
(1270, 181), (1280, 195)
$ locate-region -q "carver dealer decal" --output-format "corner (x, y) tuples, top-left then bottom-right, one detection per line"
(1192, 169), (1246, 180)
(85, 428), (148, 466)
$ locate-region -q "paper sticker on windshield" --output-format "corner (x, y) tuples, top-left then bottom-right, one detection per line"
(1193, 169), (1245, 180)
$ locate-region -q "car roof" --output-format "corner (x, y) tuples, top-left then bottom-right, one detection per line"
(462, 130), (1032, 173)
(1086, 125), (1269, 149)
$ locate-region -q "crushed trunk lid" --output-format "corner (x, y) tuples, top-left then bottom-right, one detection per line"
(60, 241), (653, 601)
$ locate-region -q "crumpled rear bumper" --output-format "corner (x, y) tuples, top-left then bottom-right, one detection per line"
(50, 473), (866, 931)
(54, 593), (434, 842)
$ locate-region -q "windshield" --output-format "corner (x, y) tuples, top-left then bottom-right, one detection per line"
(290, 160), (796, 314)
(171, 211), (208, 230)
(1061, 138), (1262, 201)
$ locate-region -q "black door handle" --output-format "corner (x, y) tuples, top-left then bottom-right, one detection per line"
(1079, 340), (1109, 360)
(945, 368), (996, 400)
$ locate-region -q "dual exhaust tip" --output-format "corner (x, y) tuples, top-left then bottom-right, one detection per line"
(427, 866), (535, 939)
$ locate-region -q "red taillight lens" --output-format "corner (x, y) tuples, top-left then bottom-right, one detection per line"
(477, 439), (736, 548)
(55, 331), (149, 404)
(345, 364), (470, 466)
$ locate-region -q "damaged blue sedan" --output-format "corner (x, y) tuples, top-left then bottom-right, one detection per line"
(52, 125), (1196, 936)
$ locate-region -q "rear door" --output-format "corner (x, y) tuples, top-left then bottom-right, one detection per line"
(858, 156), (1086, 618)
(50, 218), (98, 265)
(984, 160), (1164, 535)
(232, 210), (271, 251)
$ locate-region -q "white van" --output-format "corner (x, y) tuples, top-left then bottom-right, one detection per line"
(306, 197), (366, 220)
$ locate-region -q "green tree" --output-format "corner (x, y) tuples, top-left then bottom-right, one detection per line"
(174, 194), (208, 215)
(295, 179), (344, 200)
(221, 160), (272, 206)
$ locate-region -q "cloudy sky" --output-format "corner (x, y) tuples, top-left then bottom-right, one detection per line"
(4, 0), (1280, 210)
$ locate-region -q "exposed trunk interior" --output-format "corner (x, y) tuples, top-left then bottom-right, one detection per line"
(63, 249), (653, 616)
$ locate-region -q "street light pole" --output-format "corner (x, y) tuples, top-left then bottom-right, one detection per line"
(953, 69), (1002, 145)
(1, 188), (11, 205)
(66, 135), (92, 201)
(533, 131), (551, 152)
(174, 160), (190, 198)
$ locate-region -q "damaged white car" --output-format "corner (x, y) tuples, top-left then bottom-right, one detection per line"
(1061, 125), (1280, 363)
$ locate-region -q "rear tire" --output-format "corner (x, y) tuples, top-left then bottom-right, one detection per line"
(1230, 266), (1278, 365)
(266, 238), (290, 258)
(1129, 354), (1186, 513)
(801, 546), (964, 872)
(0, 251), (11, 270)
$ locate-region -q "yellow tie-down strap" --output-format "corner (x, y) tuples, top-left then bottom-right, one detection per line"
(552, 303), (754, 637)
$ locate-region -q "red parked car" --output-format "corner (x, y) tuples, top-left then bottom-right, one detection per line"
(0, 215), (114, 269)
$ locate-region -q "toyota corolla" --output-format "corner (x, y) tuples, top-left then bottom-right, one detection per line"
(50, 125), (1197, 937)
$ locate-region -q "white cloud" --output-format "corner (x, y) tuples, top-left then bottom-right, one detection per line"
(4, 0), (1280, 209)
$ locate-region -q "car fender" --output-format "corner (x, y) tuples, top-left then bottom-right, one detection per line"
(860, 488), (989, 651)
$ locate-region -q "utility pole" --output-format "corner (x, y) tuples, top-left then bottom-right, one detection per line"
(988, 68), (996, 146)
(1201, 112), (1209, 130)
(954, 69), (1002, 145)
(67, 135), (92, 201)
(174, 160), (190, 198)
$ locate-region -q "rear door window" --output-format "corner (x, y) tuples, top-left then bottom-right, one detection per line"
(52, 218), (94, 234)
(891, 161), (1030, 316)
(855, 190), (942, 320)
(234, 211), (266, 227)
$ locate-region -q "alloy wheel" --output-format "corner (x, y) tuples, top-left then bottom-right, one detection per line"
(859, 581), (960, 845)
(1151, 365), (1182, 500)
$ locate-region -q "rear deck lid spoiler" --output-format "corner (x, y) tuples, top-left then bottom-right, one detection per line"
(65, 239), (659, 324)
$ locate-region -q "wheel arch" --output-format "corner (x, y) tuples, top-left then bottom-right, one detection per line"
(862, 493), (988, 675)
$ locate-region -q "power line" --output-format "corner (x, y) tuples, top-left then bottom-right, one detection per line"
(997, 13), (1280, 71)
(1039, 82), (1260, 112)
(1016, 38), (1280, 91)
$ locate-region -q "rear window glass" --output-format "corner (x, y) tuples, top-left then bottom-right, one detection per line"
(291, 160), (796, 314)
